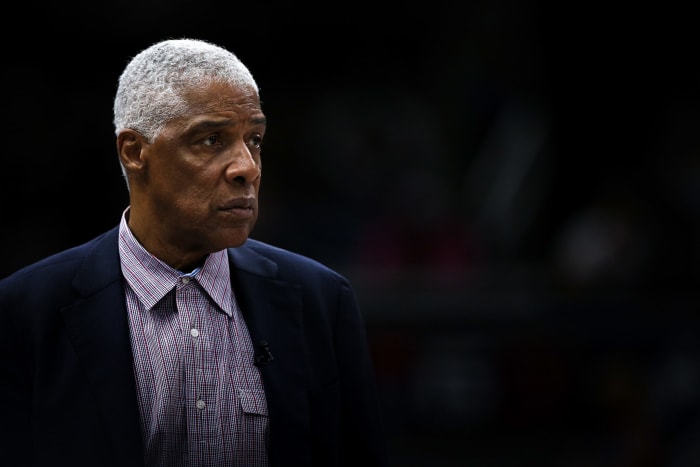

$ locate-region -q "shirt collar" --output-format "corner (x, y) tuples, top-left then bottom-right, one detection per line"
(118, 208), (233, 316)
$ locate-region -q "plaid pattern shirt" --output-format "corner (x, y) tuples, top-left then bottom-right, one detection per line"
(118, 211), (269, 467)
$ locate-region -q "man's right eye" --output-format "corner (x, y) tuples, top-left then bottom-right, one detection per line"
(203, 135), (221, 146)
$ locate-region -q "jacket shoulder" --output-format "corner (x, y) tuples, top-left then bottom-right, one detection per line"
(234, 238), (352, 289)
(0, 228), (119, 291)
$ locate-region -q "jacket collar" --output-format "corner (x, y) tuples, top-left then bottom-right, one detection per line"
(61, 227), (145, 466)
(227, 243), (310, 466)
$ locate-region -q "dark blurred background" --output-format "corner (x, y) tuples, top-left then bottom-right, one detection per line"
(3, 2), (699, 466)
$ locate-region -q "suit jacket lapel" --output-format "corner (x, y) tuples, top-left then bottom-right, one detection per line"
(60, 228), (144, 466)
(228, 245), (311, 465)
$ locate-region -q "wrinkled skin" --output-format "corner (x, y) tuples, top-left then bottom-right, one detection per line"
(117, 81), (266, 271)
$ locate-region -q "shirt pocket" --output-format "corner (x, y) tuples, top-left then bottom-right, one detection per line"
(238, 388), (268, 417)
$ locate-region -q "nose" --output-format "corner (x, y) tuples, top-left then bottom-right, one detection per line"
(225, 143), (261, 184)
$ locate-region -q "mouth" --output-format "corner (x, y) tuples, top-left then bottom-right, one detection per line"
(218, 196), (256, 220)
(220, 196), (255, 211)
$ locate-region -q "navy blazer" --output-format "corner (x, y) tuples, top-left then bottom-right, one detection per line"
(0, 227), (388, 467)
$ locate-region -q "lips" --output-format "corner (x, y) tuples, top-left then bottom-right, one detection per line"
(220, 196), (255, 210)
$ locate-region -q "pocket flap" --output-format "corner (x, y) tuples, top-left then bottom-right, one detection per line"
(238, 388), (268, 416)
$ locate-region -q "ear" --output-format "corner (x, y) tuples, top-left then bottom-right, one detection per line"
(116, 129), (147, 173)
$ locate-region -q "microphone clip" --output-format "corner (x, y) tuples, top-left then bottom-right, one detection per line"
(254, 340), (274, 366)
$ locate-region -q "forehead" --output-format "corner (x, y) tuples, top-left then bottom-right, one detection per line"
(157, 81), (266, 139)
(182, 81), (262, 116)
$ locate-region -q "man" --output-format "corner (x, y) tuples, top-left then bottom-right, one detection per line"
(0, 38), (388, 467)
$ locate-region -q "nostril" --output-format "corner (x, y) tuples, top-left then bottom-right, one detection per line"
(226, 160), (260, 184)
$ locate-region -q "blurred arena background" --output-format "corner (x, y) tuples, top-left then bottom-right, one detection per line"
(3, 2), (699, 466)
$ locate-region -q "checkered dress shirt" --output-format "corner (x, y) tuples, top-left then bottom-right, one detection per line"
(118, 211), (269, 466)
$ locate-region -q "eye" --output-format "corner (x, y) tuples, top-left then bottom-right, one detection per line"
(246, 133), (263, 150)
(203, 134), (221, 146)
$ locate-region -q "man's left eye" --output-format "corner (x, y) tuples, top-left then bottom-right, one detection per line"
(247, 134), (263, 149)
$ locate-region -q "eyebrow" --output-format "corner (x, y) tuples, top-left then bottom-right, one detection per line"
(250, 116), (267, 126)
(192, 115), (267, 131)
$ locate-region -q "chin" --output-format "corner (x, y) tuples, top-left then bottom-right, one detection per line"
(219, 228), (253, 249)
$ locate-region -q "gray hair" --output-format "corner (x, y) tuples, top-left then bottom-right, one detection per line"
(113, 38), (258, 141)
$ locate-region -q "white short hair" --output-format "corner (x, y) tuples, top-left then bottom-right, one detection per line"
(113, 38), (258, 142)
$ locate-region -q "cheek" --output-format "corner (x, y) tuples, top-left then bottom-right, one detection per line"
(148, 156), (190, 194)
(178, 187), (211, 211)
(156, 178), (210, 216)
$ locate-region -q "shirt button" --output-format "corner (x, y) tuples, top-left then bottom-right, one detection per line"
(181, 276), (190, 284)
(190, 328), (200, 338)
(196, 400), (206, 410)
